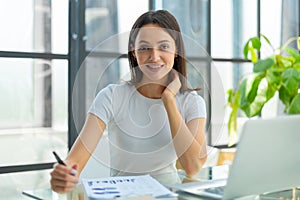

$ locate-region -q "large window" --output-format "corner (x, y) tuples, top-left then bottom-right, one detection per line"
(0, 0), (68, 172)
(0, 0), (298, 174)
(210, 0), (285, 145)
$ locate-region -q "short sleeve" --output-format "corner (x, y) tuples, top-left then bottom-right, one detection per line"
(184, 91), (207, 122)
(88, 85), (115, 124)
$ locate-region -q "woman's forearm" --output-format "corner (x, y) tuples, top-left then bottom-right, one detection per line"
(163, 96), (207, 176)
(66, 114), (106, 174)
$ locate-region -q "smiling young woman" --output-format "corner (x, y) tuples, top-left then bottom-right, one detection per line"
(50, 10), (207, 193)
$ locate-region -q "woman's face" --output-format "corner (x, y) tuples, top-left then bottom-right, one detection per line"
(133, 23), (177, 83)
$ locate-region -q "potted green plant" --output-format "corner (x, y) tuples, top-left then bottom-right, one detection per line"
(227, 34), (300, 144)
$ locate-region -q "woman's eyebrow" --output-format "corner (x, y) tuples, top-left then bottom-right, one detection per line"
(138, 40), (150, 44)
(157, 40), (171, 44)
(138, 39), (171, 44)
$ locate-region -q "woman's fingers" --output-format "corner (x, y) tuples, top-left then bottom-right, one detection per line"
(51, 182), (75, 193)
(50, 163), (79, 193)
(50, 174), (78, 193)
(50, 178), (77, 193)
(51, 180), (75, 193)
(50, 169), (78, 183)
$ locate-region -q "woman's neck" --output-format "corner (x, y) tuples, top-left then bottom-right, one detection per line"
(136, 76), (168, 99)
(137, 83), (166, 99)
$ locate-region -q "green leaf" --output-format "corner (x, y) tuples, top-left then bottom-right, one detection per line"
(279, 86), (292, 108)
(228, 105), (238, 145)
(250, 37), (261, 50)
(243, 41), (250, 59)
(227, 89), (233, 105)
(279, 56), (294, 68)
(294, 63), (300, 72)
(295, 57), (300, 64)
(288, 94), (300, 114)
(239, 74), (268, 117)
(266, 70), (281, 86)
(243, 37), (261, 61)
(265, 83), (277, 100)
(227, 90), (241, 145)
(249, 47), (258, 63)
(260, 34), (272, 46)
(238, 78), (248, 108)
(265, 72), (280, 99)
(282, 68), (300, 80)
(241, 78), (270, 117)
(246, 74), (265, 103)
(285, 47), (300, 58)
(254, 57), (274, 72)
(227, 89), (234, 107)
(282, 68), (300, 95)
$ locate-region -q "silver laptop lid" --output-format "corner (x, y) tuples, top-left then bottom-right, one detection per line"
(223, 115), (300, 199)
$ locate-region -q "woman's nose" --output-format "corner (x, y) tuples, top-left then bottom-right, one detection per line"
(149, 48), (160, 61)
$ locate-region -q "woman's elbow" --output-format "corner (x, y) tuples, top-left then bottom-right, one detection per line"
(184, 155), (207, 177)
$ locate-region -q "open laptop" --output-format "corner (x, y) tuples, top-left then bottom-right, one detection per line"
(171, 115), (300, 199)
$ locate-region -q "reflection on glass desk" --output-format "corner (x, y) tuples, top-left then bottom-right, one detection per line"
(22, 165), (300, 200)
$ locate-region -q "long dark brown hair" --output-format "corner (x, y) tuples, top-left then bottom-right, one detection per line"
(128, 10), (191, 92)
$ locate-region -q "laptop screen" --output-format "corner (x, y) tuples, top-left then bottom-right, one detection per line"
(223, 115), (300, 199)
(169, 115), (300, 199)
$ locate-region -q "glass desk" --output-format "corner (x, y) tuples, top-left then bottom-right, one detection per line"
(22, 165), (300, 200)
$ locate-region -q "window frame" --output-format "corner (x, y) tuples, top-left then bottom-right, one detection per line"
(0, 0), (69, 173)
(1, 0), (299, 174)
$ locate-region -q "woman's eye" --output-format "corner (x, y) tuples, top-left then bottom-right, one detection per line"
(138, 46), (150, 51)
(160, 44), (169, 50)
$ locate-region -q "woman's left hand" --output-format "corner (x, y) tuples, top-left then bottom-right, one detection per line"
(162, 70), (181, 99)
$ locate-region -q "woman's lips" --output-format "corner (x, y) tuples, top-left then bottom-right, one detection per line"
(145, 64), (164, 72)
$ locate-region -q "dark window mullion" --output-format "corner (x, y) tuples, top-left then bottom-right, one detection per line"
(0, 51), (68, 59)
(0, 163), (55, 174)
(149, 0), (155, 10)
(68, 0), (87, 149)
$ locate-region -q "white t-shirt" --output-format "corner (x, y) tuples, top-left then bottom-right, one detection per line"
(88, 82), (206, 184)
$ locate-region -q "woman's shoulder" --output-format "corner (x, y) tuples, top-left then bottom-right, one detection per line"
(99, 81), (134, 93)
(93, 82), (134, 103)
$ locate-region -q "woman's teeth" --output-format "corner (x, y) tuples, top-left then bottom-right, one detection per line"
(147, 64), (162, 69)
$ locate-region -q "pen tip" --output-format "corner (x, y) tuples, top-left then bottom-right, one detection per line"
(52, 151), (58, 157)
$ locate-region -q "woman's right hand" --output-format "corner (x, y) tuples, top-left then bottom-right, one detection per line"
(50, 163), (79, 193)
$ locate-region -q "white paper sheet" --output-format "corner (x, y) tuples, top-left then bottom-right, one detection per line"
(82, 174), (177, 200)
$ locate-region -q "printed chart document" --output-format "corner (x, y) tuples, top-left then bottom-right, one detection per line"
(82, 174), (177, 199)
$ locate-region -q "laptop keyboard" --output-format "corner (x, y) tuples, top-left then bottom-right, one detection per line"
(204, 186), (225, 195)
